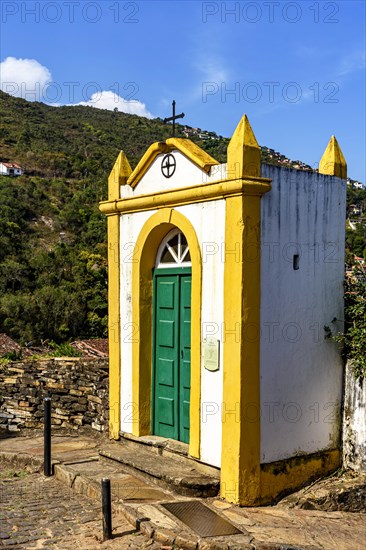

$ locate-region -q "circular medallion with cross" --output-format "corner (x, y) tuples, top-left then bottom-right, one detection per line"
(161, 153), (176, 178)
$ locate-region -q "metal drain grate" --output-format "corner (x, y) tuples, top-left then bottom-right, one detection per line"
(161, 501), (242, 537)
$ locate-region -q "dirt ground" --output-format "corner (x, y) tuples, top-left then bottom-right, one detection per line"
(277, 469), (366, 512)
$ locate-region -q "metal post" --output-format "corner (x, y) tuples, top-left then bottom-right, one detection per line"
(44, 397), (52, 476)
(102, 478), (112, 540)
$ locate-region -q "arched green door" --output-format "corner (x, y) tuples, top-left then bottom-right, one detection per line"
(152, 230), (191, 443)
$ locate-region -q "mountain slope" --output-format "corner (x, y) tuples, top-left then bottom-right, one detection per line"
(0, 92), (363, 345)
(0, 91), (229, 179)
(0, 93), (226, 344)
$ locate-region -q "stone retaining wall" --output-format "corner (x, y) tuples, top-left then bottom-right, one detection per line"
(0, 358), (109, 432)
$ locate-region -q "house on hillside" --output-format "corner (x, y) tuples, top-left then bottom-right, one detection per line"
(354, 256), (366, 266)
(347, 177), (364, 189)
(0, 162), (23, 176)
(349, 204), (362, 216)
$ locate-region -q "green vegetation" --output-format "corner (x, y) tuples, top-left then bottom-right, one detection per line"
(0, 469), (29, 480)
(48, 341), (82, 357)
(0, 91), (229, 345)
(335, 271), (366, 380)
(0, 90), (365, 356)
(345, 186), (366, 264)
(0, 171), (109, 343)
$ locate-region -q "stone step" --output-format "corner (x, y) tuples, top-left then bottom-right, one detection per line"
(119, 431), (219, 476)
(99, 442), (220, 498)
(120, 431), (189, 458)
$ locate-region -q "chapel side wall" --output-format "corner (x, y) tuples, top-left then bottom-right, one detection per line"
(259, 164), (346, 464)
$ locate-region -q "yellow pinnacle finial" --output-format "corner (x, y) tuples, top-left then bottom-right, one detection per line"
(227, 114), (261, 179)
(108, 150), (132, 200)
(319, 136), (347, 179)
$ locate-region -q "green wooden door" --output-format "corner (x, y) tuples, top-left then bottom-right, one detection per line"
(153, 268), (191, 443)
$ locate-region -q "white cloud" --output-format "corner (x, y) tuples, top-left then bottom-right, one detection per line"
(74, 91), (153, 118)
(198, 58), (228, 83)
(184, 54), (230, 103)
(337, 50), (366, 78)
(0, 57), (153, 118)
(0, 57), (52, 101)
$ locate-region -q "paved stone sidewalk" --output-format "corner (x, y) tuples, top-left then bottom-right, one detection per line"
(1, 433), (365, 549)
(0, 472), (161, 548)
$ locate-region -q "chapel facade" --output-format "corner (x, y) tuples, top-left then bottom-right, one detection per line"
(100, 115), (347, 505)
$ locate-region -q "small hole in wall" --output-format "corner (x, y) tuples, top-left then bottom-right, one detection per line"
(293, 254), (300, 270)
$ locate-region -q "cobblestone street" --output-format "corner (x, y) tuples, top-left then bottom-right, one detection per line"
(0, 472), (161, 549)
(1, 435), (365, 549)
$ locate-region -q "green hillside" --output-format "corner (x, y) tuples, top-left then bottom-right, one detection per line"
(0, 91), (364, 345)
(0, 91), (230, 345)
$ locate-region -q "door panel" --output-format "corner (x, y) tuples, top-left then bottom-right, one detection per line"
(153, 269), (191, 443)
(159, 320), (175, 347)
(154, 275), (179, 439)
(157, 358), (175, 386)
(179, 275), (191, 443)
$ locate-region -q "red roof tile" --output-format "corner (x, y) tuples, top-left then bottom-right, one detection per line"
(70, 339), (109, 358)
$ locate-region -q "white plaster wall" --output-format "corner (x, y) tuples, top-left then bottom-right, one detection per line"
(120, 152), (226, 198)
(119, 210), (158, 433)
(260, 164), (346, 463)
(118, 199), (226, 467)
(176, 200), (226, 468)
(343, 361), (366, 471)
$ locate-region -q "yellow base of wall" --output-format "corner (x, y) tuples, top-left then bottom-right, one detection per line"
(258, 449), (340, 506)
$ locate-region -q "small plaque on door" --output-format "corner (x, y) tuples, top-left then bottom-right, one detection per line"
(203, 337), (220, 371)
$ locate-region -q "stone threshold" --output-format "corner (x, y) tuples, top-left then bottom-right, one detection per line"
(119, 431), (221, 477)
(120, 431), (189, 457)
(99, 440), (220, 498)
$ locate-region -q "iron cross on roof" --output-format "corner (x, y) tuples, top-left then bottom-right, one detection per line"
(163, 100), (185, 137)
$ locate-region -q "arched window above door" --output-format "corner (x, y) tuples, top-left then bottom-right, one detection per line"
(155, 229), (191, 268)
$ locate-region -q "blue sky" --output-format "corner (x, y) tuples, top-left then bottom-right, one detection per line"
(1, 0), (365, 181)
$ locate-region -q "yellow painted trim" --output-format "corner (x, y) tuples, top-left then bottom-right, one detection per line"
(107, 214), (121, 439)
(132, 209), (202, 458)
(227, 114), (261, 178)
(260, 449), (340, 505)
(100, 177), (271, 216)
(128, 142), (170, 188)
(108, 150), (132, 200)
(166, 138), (219, 173)
(319, 135), (347, 179)
(106, 150), (131, 438)
(221, 193), (264, 505)
(127, 138), (219, 188)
